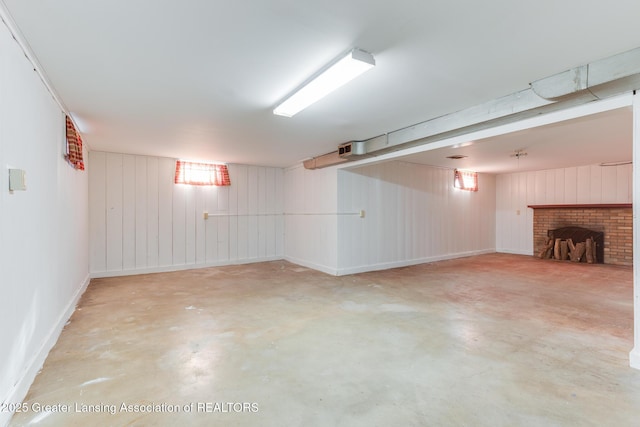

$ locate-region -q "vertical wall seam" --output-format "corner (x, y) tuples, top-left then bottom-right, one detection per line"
(157, 159), (161, 266)
(121, 154), (124, 270)
(103, 154), (107, 271)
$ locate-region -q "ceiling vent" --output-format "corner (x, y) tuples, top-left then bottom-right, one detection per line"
(338, 140), (367, 158)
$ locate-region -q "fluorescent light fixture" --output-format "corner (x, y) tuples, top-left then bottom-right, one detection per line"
(273, 48), (375, 117)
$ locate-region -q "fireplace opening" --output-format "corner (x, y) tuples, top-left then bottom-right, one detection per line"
(546, 226), (604, 263)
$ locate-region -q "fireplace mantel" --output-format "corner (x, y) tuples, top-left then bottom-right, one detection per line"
(528, 204), (632, 209)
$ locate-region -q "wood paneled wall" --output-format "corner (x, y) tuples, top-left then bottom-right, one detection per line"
(337, 161), (497, 274)
(495, 163), (632, 255)
(89, 152), (284, 276)
(283, 165), (339, 274)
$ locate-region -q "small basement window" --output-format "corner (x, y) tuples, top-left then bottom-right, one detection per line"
(174, 160), (231, 186)
(453, 169), (478, 192)
(65, 115), (85, 170)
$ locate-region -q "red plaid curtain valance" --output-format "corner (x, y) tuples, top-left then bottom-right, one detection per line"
(65, 115), (85, 170)
(174, 160), (231, 186)
(453, 169), (478, 192)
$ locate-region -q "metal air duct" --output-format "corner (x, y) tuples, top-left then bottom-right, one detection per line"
(304, 46), (640, 169)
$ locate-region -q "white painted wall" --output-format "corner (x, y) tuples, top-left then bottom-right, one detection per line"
(337, 161), (496, 275)
(89, 152), (284, 277)
(283, 165), (339, 275)
(630, 94), (640, 370)
(496, 163), (632, 255)
(0, 22), (89, 425)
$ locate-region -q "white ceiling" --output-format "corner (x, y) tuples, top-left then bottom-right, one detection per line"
(396, 107), (632, 174)
(2, 0), (640, 169)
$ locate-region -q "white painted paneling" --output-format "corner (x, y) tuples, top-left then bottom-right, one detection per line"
(195, 187), (206, 265)
(265, 168), (276, 257)
(89, 152), (106, 272)
(218, 216), (231, 261)
(545, 170), (555, 205)
(336, 161), (496, 275)
(158, 158), (174, 267)
(534, 170), (546, 205)
(520, 173), (533, 251)
(122, 155), (136, 270)
(283, 165), (339, 274)
(554, 169), (565, 203)
(631, 95), (640, 370)
(205, 187), (219, 263)
(247, 166), (259, 259)
(496, 163), (632, 255)
(617, 163), (632, 203)
(89, 154), (284, 276)
(185, 186), (196, 264)
(229, 164), (242, 260)
(590, 165), (603, 203)
(105, 153), (123, 271)
(494, 172), (507, 250)
(0, 21), (89, 423)
(564, 167), (578, 204)
(172, 180), (186, 265)
(217, 175), (231, 261)
(134, 156), (147, 269)
(576, 165), (591, 203)
(146, 157), (159, 268)
(601, 166), (617, 203)
(275, 169), (285, 256)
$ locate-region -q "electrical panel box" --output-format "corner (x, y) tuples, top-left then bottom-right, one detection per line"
(9, 169), (26, 191)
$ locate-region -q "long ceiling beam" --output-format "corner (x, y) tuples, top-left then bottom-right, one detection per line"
(305, 46), (640, 169)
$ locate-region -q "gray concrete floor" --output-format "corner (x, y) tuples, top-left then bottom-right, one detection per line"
(10, 253), (640, 426)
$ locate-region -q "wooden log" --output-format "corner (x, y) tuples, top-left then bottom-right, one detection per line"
(546, 233), (555, 259)
(560, 240), (569, 260)
(585, 237), (594, 264)
(554, 238), (562, 260)
(568, 238), (578, 262)
(571, 242), (586, 262)
(538, 237), (555, 259)
(544, 244), (553, 259)
(544, 233), (556, 259)
(537, 237), (547, 258)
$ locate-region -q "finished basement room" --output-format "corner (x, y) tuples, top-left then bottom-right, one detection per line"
(2, 1), (640, 426)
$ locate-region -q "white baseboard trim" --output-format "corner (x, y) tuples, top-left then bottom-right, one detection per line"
(335, 249), (496, 276)
(90, 256), (284, 278)
(1, 273), (91, 427)
(283, 256), (338, 276)
(496, 248), (534, 256)
(630, 348), (640, 370)
(92, 250), (504, 279)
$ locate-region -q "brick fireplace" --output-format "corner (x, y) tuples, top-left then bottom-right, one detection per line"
(530, 204), (632, 266)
